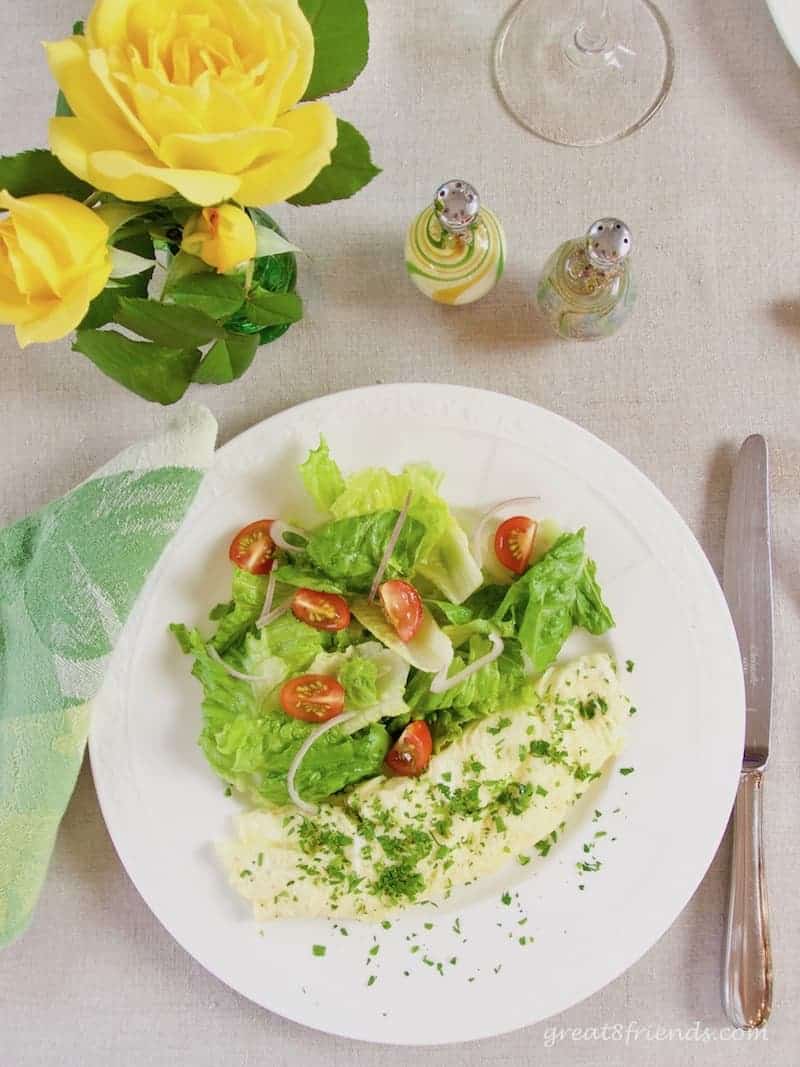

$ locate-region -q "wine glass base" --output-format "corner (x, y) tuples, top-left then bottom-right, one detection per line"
(494, 0), (674, 147)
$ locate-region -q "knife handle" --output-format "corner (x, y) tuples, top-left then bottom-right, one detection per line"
(722, 770), (772, 1029)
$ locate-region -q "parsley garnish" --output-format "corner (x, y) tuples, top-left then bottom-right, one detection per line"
(312, 944), (326, 957)
(619, 766), (635, 776)
(487, 716), (512, 736)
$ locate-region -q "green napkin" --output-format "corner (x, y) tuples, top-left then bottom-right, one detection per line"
(0, 403), (217, 948)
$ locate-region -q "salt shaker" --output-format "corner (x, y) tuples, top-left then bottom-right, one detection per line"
(405, 180), (506, 305)
(536, 218), (636, 340)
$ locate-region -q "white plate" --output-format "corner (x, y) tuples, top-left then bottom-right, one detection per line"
(767, 0), (800, 66)
(90, 385), (744, 1045)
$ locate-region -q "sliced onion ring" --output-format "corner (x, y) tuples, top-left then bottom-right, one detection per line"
(429, 632), (505, 694)
(470, 497), (541, 570)
(271, 520), (308, 554)
(368, 491), (413, 602)
(257, 599), (292, 628)
(207, 645), (269, 683)
(287, 710), (359, 815)
(256, 567), (277, 628)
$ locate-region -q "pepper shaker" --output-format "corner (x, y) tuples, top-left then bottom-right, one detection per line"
(536, 218), (636, 340)
(405, 180), (506, 305)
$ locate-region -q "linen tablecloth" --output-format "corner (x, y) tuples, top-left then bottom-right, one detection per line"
(0, 1), (797, 1064)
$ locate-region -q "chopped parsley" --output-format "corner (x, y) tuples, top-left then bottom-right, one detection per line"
(312, 944), (326, 957)
(625, 659), (635, 673)
(496, 781), (534, 816)
(464, 756), (485, 775)
(378, 826), (433, 864)
(381, 920), (392, 930)
(374, 862), (425, 903)
(518, 854), (531, 866)
(619, 766), (635, 776)
(577, 859), (602, 873)
(369, 944), (380, 957)
(501, 891), (512, 905)
(367, 974), (376, 987)
(487, 716), (512, 736)
(534, 838), (551, 857)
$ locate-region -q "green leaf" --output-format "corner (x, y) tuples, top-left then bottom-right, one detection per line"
(96, 201), (152, 239)
(494, 531), (614, 674)
(210, 568), (268, 652)
(305, 510), (426, 592)
(55, 92), (73, 118)
(288, 120), (380, 207)
(0, 149), (93, 201)
(243, 288), (303, 327)
(192, 333), (259, 384)
(116, 297), (224, 348)
(80, 271), (150, 330)
(299, 0), (369, 100)
(73, 329), (201, 405)
(299, 435), (345, 510)
(271, 565), (342, 593)
(167, 271), (246, 318)
(162, 249), (212, 291)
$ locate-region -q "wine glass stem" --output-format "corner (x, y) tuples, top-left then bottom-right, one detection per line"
(574, 0), (611, 53)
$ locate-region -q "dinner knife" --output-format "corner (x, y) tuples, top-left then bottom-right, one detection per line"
(721, 434), (773, 1029)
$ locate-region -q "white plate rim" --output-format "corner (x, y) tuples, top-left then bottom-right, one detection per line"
(766, 0), (800, 66)
(89, 383), (745, 1045)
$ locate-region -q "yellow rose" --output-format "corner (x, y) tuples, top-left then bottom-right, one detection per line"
(0, 191), (111, 348)
(45, 0), (338, 208)
(182, 204), (257, 273)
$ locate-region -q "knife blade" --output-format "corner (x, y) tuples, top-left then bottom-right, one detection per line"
(722, 434), (773, 769)
(722, 434), (773, 1030)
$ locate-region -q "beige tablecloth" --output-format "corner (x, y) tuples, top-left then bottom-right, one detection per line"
(1, 1), (798, 1063)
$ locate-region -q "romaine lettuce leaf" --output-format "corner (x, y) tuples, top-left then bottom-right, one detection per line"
(494, 530), (614, 673)
(305, 640), (410, 734)
(400, 636), (529, 748)
(210, 567), (266, 652)
(338, 654), (379, 708)
(574, 557), (615, 634)
(427, 584), (508, 627)
(271, 564), (344, 593)
(305, 510), (425, 592)
(299, 435), (345, 511)
(234, 612), (328, 681)
(328, 461), (482, 604)
(171, 624), (389, 805)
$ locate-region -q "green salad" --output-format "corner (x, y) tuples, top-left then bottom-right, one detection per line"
(172, 439), (614, 813)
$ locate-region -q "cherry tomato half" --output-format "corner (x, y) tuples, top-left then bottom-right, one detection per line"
(229, 519), (276, 575)
(385, 721), (433, 777)
(280, 674), (345, 723)
(291, 588), (351, 632)
(494, 515), (538, 575)
(379, 579), (423, 643)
